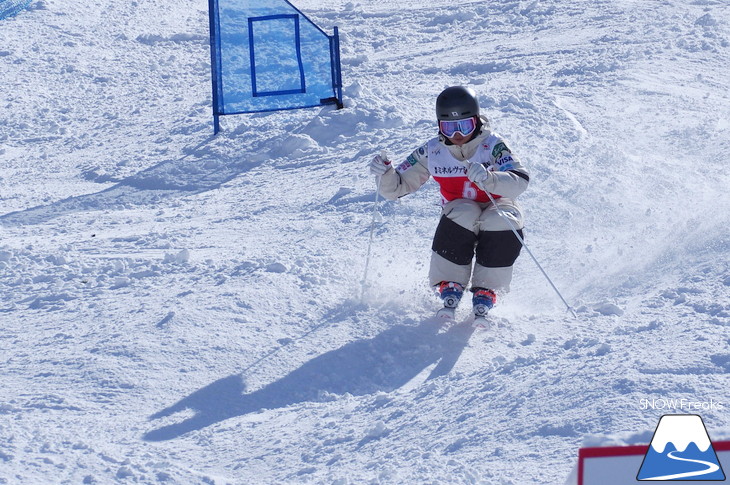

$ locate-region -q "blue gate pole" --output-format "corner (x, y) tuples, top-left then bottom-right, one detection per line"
(333, 26), (343, 107)
(208, 0), (222, 134)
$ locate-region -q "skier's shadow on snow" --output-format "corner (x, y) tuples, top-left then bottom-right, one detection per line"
(143, 317), (475, 441)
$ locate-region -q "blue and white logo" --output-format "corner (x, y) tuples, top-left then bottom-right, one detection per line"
(637, 414), (726, 481)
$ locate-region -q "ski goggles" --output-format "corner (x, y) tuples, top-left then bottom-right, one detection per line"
(439, 116), (478, 138)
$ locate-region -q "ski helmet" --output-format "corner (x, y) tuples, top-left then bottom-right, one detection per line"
(436, 86), (480, 121)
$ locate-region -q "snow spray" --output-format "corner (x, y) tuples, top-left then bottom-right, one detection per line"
(465, 159), (578, 318)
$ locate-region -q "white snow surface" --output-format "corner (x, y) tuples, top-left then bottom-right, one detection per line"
(1, 0), (729, 484)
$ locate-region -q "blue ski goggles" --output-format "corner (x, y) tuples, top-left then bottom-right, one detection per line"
(439, 116), (478, 138)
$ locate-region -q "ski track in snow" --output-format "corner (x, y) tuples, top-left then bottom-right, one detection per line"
(1, 0), (729, 483)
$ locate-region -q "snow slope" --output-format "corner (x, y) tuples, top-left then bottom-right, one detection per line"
(1, 0), (729, 483)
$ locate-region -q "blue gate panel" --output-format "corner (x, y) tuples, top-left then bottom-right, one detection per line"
(249, 15), (306, 97)
(209, 0), (342, 125)
(0, 0), (32, 20)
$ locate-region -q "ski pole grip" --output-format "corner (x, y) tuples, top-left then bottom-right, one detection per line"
(380, 151), (391, 166)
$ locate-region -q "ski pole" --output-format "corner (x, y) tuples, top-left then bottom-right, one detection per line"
(360, 157), (389, 303)
(466, 160), (578, 318)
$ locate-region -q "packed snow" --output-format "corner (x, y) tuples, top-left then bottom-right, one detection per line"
(1, 0), (729, 483)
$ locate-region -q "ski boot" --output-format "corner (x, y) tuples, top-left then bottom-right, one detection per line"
(471, 287), (496, 328)
(435, 281), (464, 320)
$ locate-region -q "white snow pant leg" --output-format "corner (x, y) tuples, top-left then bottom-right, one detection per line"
(471, 198), (524, 291)
(428, 199), (481, 288)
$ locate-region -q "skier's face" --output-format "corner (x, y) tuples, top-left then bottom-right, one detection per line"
(448, 132), (470, 146)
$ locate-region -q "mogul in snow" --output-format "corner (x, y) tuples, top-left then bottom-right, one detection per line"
(369, 86), (529, 324)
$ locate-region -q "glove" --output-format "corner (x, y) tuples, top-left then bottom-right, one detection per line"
(466, 161), (491, 185)
(369, 154), (392, 176)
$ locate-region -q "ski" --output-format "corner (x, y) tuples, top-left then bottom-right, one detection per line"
(435, 308), (493, 331)
(436, 307), (456, 320)
(471, 316), (491, 330)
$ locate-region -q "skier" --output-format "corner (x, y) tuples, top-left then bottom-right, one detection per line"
(369, 86), (529, 324)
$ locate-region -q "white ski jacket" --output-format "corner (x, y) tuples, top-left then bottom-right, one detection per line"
(378, 120), (529, 205)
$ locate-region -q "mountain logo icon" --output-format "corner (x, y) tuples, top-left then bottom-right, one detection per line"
(637, 414), (726, 481)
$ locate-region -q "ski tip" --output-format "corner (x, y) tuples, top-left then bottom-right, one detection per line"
(471, 317), (491, 330)
(436, 307), (456, 321)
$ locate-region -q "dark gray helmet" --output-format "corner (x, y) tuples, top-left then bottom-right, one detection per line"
(436, 86), (480, 121)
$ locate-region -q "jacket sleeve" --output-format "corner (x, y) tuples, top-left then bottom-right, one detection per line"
(377, 145), (431, 201)
(474, 137), (529, 199)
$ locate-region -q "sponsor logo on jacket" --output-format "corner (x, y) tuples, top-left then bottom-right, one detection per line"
(396, 154), (419, 173)
(491, 142), (510, 158)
